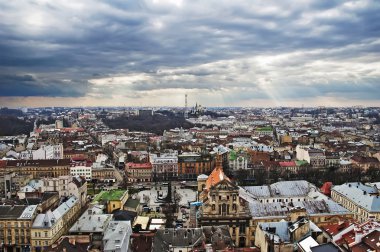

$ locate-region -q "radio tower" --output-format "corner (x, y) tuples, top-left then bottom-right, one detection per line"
(184, 94), (188, 119)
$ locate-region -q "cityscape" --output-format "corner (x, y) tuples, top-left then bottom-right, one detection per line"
(1, 1), (380, 252)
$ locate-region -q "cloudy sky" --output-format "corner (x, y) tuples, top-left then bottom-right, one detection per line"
(0, 0), (380, 107)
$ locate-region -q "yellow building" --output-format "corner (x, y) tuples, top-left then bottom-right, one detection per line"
(331, 182), (380, 222)
(178, 152), (215, 180)
(1, 160), (71, 178)
(0, 205), (38, 251)
(92, 190), (128, 213)
(31, 196), (80, 251)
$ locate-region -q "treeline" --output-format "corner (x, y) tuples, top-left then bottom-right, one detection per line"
(235, 166), (380, 187)
(104, 114), (194, 134)
(0, 107), (24, 116)
(0, 115), (34, 136)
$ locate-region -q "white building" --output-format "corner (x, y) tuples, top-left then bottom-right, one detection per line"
(296, 145), (325, 168)
(103, 221), (132, 252)
(150, 151), (178, 181)
(55, 120), (64, 129)
(19, 144), (63, 160)
(18, 175), (87, 206)
(228, 150), (248, 171)
(70, 163), (92, 181)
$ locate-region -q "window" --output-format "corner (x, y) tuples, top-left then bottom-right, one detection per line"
(212, 204), (215, 211)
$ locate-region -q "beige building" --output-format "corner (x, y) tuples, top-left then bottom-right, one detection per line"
(0, 205), (38, 251)
(31, 196), (81, 251)
(331, 182), (380, 222)
(1, 172), (33, 198)
(125, 162), (152, 182)
(197, 156), (251, 247)
(0, 159), (71, 178)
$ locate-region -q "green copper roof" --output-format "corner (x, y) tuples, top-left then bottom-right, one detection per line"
(229, 150), (237, 161)
(256, 126), (273, 131)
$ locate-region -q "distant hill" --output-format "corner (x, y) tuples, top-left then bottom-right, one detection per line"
(0, 115), (34, 136)
(104, 113), (193, 134)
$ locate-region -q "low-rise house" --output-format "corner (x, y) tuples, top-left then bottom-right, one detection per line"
(92, 190), (128, 213)
(123, 198), (140, 213)
(278, 161), (298, 174)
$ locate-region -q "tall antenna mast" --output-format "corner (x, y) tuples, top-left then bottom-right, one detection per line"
(184, 94), (188, 119)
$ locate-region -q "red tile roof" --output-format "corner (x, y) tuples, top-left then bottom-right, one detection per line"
(205, 156), (230, 190)
(126, 162), (152, 169)
(322, 221), (351, 236)
(321, 182), (333, 196)
(279, 161), (296, 167)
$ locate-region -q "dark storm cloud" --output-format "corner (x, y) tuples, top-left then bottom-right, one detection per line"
(0, 74), (89, 97)
(0, 0), (379, 103)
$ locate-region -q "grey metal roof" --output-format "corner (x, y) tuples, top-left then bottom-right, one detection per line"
(32, 196), (78, 228)
(249, 199), (349, 218)
(0, 205), (28, 219)
(69, 207), (112, 233)
(18, 205), (37, 220)
(259, 220), (291, 243)
(332, 182), (380, 212)
(244, 180), (314, 198)
(153, 228), (204, 252)
(103, 221), (132, 251)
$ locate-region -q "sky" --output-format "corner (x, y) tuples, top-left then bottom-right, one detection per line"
(0, 0), (380, 108)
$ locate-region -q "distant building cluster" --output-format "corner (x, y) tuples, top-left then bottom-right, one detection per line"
(0, 106), (379, 251)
